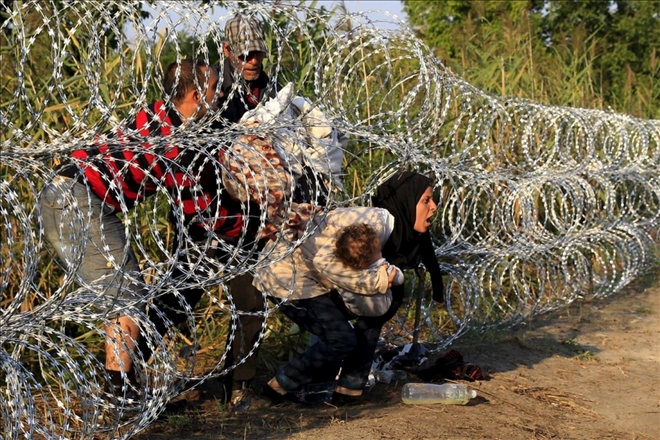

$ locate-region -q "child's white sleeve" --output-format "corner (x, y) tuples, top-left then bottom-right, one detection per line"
(387, 264), (405, 286)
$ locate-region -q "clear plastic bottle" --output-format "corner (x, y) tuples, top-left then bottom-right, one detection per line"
(401, 383), (477, 405)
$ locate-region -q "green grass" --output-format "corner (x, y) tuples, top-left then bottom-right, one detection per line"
(635, 306), (653, 316)
(0, 1), (657, 411)
(561, 338), (600, 362)
(165, 414), (189, 429)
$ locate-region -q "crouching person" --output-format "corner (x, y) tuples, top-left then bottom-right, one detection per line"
(254, 207), (403, 405)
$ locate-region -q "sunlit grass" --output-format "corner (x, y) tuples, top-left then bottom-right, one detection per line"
(0, 0), (658, 403)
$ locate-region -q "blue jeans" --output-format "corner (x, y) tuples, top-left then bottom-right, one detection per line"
(348, 283), (406, 383)
(39, 176), (147, 317)
(275, 292), (367, 392)
(290, 284), (407, 392)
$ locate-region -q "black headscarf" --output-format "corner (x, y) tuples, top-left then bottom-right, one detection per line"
(372, 172), (432, 268)
(372, 171), (444, 301)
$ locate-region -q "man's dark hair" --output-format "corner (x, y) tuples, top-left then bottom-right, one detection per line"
(163, 58), (209, 103)
(335, 223), (380, 270)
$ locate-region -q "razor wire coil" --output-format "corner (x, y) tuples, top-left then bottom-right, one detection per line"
(0, 1), (658, 438)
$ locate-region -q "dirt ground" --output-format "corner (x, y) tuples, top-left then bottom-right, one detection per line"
(135, 270), (660, 440)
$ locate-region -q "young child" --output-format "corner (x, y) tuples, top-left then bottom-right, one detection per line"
(330, 223), (405, 316)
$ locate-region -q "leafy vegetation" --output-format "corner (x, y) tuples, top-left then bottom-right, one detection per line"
(403, 0), (659, 119)
(1, 0), (657, 379)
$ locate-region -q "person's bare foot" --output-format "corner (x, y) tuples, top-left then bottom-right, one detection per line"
(332, 386), (364, 405)
(334, 385), (363, 397)
(263, 378), (307, 405)
(267, 377), (287, 395)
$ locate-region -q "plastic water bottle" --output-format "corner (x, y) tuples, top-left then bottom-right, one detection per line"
(401, 383), (477, 405)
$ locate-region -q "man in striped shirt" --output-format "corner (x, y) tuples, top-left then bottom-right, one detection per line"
(39, 58), (225, 402)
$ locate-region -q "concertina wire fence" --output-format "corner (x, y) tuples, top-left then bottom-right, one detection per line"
(0, 1), (658, 438)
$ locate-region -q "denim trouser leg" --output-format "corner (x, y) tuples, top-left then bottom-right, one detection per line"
(338, 284), (406, 390)
(39, 177), (146, 316)
(275, 294), (357, 393)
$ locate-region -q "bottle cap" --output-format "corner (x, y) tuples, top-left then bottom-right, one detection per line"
(468, 389), (477, 399)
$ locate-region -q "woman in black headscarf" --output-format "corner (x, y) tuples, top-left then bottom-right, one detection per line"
(330, 171), (444, 403)
(371, 171), (444, 317)
(260, 171), (443, 404)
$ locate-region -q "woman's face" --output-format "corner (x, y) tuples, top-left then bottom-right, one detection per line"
(413, 187), (437, 233)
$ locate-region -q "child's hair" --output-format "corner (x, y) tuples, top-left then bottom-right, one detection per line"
(335, 223), (380, 270)
(163, 58), (209, 104)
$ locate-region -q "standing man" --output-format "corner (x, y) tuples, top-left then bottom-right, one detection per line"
(147, 15), (279, 411)
(39, 58), (221, 403)
(218, 15), (276, 123)
(216, 15), (279, 411)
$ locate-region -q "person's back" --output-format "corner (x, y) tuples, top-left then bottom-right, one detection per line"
(255, 207), (395, 301)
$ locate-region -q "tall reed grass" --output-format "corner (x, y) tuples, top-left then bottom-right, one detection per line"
(1, 3), (657, 375)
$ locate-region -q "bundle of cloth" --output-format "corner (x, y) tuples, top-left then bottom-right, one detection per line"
(221, 83), (347, 236)
(369, 344), (488, 385)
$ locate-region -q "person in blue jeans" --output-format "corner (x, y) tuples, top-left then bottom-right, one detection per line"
(255, 172), (444, 404)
